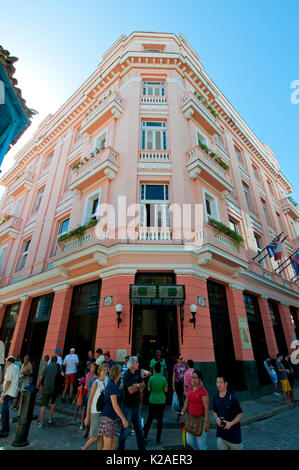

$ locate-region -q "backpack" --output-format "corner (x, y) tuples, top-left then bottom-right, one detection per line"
(96, 380), (105, 412)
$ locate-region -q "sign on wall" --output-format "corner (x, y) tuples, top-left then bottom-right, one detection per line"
(116, 349), (127, 362)
(103, 296), (113, 306)
(197, 296), (206, 307)
(238, 317), (252, 350)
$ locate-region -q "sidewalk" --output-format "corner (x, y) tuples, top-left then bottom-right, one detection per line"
(40, 385), (299, 429)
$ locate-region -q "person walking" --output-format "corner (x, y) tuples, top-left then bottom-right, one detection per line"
(0, 356), (20, 437)
(213, 375), (243, 450)
(275, 353), (293, 405)
(118, 356), (146, 451)
(263, 356), (280, 396)
(172, 355), (187, 411)
(71, 377), (87, 429)
(37, 355), (60, 427)
(14, 355), (33, 409)
(143, 362), (168, 445)
(184, 360), (195, 400)
(98, 364), (128, 450)
(62, 348), (79, 403)
(282, 354), (298, 404)
(85, 350), (95, 374)
(82, 364), (107, 450)
(37, 354), (50, 401)
(181, 370), (209, 450)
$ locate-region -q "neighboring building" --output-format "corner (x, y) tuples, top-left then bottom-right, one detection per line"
(0, 32), (298, 399)
(0, 46), (35, 166)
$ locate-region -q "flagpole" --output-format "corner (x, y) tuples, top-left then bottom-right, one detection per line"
(275, 248), (299, 271)
(252, 232), (283, 261)
(278, 261), (293, 274)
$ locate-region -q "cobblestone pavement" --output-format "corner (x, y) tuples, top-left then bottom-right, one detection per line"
(0, 404), (298, 450)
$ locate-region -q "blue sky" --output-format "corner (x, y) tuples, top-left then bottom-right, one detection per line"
(1, 0), (299, 201)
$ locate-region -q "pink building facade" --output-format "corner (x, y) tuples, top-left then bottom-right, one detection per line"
(0, 32), (298, 399)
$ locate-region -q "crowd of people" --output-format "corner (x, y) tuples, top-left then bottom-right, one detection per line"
(0, 347), (297, 450)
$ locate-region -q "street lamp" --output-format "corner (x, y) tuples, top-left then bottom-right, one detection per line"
(115, 304), (123, 328)
(189, 304), (197, 329)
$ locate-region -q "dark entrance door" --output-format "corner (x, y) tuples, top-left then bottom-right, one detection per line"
(21, 294), (54, 379)
(64, 280), (101, 375)
(243, 293), (269, 386)
(268, 300), (288, 356)
(207, 281), (246, 391)
(0, 302), (21, 359)
(290, 306), (299, 340)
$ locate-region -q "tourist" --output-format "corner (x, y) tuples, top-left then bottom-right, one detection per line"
(95, 348), (104, 366)
(85, 350), (95, 374)
(102, 351), (115, 369)
(275, 353), (293, 405)
(213, 375), (243, 450)
(82, 364), (107, 450)
(37, 354), (50, 401)
(149, 350), (167, 380)
(98, 364), (128, 450)
(14, 355), (33, 409)
(48, 348), (63, 368)
(172, 354), (187, 410)
(70, 377), (86, 429)
(62, 348), (79, 403)
(0, 356), (20, 437)
(118, 356), (146, 450)
(181, 370), (209, 450)
(184, 360), (195, 400)
(282, 354), (298, 404)
(85, 362), (97, 393)
(263, 356), (280, 396)
(144, 362), (168, 445)
(37, 355), (60, 428)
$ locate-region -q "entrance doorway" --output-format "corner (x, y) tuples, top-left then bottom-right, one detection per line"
(21, 294), (54, 379)
(0, 302), (21, 359)
(268, 300), (288, 356)
(207, 281), (246, 391)
(64, 280), (101, 375)
(243, 293), (269, 385)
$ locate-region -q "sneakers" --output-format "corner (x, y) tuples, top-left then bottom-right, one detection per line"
(273, 393), (280, 396)
(38, 422), (44, 428)
(69, 420), (77, 425)
(48, 418), (54, 425)
(79, 425), (83, 430)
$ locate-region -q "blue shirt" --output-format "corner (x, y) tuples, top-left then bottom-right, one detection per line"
(102, 380), (120, 420)
(213, 391), (243, 444)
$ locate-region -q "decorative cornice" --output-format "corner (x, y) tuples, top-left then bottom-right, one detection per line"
(53, 283), (71, 292)
(229, 283), (244, 292)
(20, 295), (29, 302)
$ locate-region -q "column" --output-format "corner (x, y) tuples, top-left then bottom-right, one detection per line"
(95, 272), (136, 361)
(257, 296), (278, 357)
(175, 272), (215, 363)
(9, 296), (32, 356)
(226, 285), (254, 361)
(42, 284), (73, 357)
(0, 303), (6, 329)
(278, 302), (296, 352)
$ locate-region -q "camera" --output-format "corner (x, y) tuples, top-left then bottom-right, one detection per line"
(219, 417), (226, 427)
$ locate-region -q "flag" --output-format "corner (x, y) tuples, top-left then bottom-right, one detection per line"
(266, 237), (282, 260)
(291, 253), (299, 276)
(181, 424), (186, 447)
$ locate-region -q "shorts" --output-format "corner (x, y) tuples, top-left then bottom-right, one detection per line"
(89, 412), (101, 438)
(65, 373), (77, 385)
(41, 392), (57, 407)
(81, 395), (88, 409)
(217, 437), (243, 450)
(98, 416), (119, 439)
(280, 379), (292, 393)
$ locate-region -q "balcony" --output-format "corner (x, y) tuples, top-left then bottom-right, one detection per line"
(0, 215), (22, 241)
(186, 146), (233, 193)
(80, 92), (123, 135)
(181, 92), (222, 135)
(8, 171), (34, 197)
(137, 227), (172, 241)
(140, 96), (167, 105)
(280, 197), (299, 220)
(68, 147), (119, 191)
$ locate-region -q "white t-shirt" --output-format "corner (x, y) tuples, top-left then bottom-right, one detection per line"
(95, 355), (104, 366)
(91, 379), (105, 414)
(63, 353), (79, 374)
(48, 355), (63, 367)
(4, 363), (20, 398)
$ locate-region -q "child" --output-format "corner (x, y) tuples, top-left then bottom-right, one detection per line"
(70, 377), (86, 429)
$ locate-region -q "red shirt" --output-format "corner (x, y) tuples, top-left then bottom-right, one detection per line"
(187, 385), (208, 416)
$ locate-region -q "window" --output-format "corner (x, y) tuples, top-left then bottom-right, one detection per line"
(243, 183), (253, 209)
(45, 153), (53, 169)
(13, 197), (22, 217)
(93, 131), (107, 152)
(34, 188), (45, 212)
(141, 121), (167, 151)
(139, 184), (170, 227)
(83, 190), (102, 224)
(261, 199), (271, 224)
(204, 190), (219, 222)
(18, 240), (31, 272)
(196, 130), (209, 149)
(252, 166), (260, 182)
(235, 147), (243, 164)
(276, 213), (284, 233)
(0, 245), (8, 273)
(254, 235), (266, 268)
(290, 220), (298, 238)
(229, 219), (239, 234)
(53, 219), (70, 256)
(142, 81), (165, 96)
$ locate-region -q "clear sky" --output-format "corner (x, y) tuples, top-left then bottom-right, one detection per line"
(1, 0), (299, 202)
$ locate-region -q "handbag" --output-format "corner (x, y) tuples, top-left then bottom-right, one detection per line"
(96, 381), (105, 412)
(171, 391), (180, 411)
(184, 412), (203, 436)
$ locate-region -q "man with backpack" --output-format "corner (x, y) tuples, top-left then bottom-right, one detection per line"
(212, 375), (243, 450)
(37, 355), (60, 427)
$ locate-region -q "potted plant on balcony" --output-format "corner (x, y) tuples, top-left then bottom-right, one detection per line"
(0, 215), (12, 225)
(57, 219), (98, 243)
(208, 218), (244, 247)
(197, 142), (229, 170)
